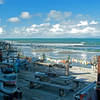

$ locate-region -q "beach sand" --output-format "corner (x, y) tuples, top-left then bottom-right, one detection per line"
(17, 64), (97, 100)
(32, 49), (54, 52)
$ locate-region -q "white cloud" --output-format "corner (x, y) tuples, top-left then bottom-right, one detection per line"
(77, 21), (88, 26)
(13, 27), (27, 36)
(49, 24), (63, 32)
(25, 23), (51, 34)
(26, 25), (39, 33)
(9, 20), (100, 37)
(0, 0), (4, 4)
(7, 12), (31, 23)
(4, 10), (100, 37)
(10, 23), (51, 37)
(8, 17), (20, 22)
(20, 12), (31, 19)
(70, 27), (95, 34)
(90, 21), (98, 25)
(46, 10), (72, 21)
(0, 27), (3, 34)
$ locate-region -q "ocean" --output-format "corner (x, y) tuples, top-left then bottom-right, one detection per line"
(0, 38), (100, 67)
(1, 38), (100, 45)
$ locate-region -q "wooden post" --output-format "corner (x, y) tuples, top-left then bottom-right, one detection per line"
(0, 50), (2, 62)
(65, 56), (70, 76)
(96, 56), (100, 99)
(65, 63), (69, 76)
(48, 65), (52, 72)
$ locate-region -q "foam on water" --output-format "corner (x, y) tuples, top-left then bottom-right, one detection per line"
(1, 38), (100, 68)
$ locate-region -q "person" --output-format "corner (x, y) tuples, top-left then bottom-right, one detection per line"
(42, 53), (46, 62)
(91, 56), (97, 71)
(23, 57), (31, 71)
(14, 58), (20, 73)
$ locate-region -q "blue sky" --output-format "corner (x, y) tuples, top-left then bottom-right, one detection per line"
(0, 0), (100, 38)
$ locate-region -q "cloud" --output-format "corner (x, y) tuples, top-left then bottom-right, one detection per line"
(0, 0), (4, 4)
(8, 17), (20, 22)
(26, 23), (51, 35)
(9, 20), (100, 37)
(90, 21), (98, 25)
(46, 10), (72, 22)
(20, 12), (31, 19)
(4, 10), (100, 38)
(7, 12), (31, 23)
(70, 27), (95, 34)
(77, 21), (88, 26)
(26, 25), (39, 33)
(10, 23), (51, 37)
(49, 24), (63, 32)
(0, 27), (3, 34)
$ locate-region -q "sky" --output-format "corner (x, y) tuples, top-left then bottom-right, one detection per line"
(0, 0), (100, 38)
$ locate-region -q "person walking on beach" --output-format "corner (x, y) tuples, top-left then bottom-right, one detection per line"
(91, 56), (98, 72)
(14, 57), (20, 73)
(14, 54), (20, 73)
(24, 57), (31, 71)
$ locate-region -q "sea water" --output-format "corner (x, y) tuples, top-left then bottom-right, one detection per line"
(1, 38), (100, 67)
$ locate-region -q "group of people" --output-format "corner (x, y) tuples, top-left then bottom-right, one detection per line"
(14, 56), (32, 73)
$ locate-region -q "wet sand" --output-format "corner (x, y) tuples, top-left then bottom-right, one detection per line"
(32, 49), (54, 52)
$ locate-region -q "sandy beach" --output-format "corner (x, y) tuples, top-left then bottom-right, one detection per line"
(17, 63), (97, 100)
(32, 49), (54, 52)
